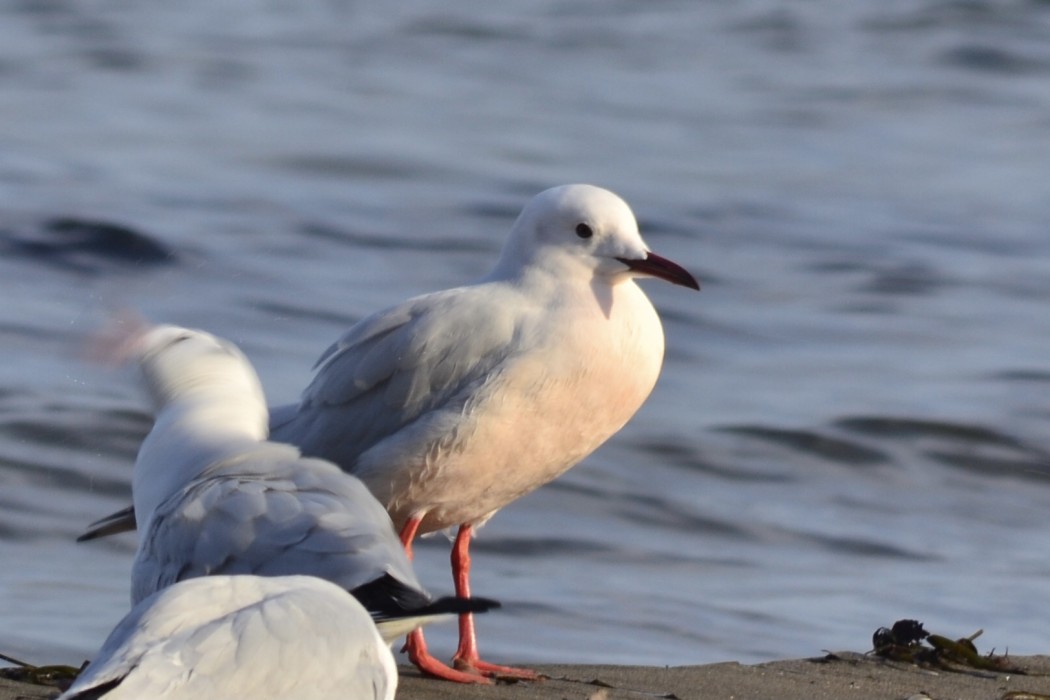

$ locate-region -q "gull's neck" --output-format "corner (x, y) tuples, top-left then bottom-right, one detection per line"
(487, 244), (607, 292)
(487, 250), (641, 326)
(132, 396), (267, 532)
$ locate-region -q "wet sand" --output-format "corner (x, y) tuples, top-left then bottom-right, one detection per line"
(4, 653), (1049, 700)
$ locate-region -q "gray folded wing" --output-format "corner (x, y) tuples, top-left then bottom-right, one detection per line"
(131, 442), (422, 606)
(269, 287), (528, 470)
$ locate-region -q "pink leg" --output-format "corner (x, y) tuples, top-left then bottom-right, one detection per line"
(398, 516), (422, 559)
(397, 517), (492, 684)
(450, 524), (540, 680)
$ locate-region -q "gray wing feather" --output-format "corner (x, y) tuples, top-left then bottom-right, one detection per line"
(271, 287), (525, 470)
(132, 444), (422, 605)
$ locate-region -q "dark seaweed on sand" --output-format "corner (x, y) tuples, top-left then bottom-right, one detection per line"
(872, 619), (1026, 674)
(0, 652), (84, 690)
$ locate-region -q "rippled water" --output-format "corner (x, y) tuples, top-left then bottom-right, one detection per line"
(2, 0), (1050, 668)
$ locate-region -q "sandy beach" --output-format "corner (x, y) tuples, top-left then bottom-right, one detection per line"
(4, 653), (1049, 700)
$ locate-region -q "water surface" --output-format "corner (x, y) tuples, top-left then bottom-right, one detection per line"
(2, 0), (1049, 667)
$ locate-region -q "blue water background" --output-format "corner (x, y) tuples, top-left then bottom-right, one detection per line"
(1, 0), (1050, 667)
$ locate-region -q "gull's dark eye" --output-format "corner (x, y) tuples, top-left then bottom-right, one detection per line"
(575, 223), (593, 239)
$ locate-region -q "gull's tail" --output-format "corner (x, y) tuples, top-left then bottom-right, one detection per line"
(76, 505), (137, 542)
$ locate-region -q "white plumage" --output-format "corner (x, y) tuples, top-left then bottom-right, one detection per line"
(269, 184), (699, 680)
(57, 575), (398, 700)
(78, 185), (696, 682)
(272, 184), (698, 535)
(115, 322), (496, 637)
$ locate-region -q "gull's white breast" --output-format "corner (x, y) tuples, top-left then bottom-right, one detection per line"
(354, 278), (665, 533)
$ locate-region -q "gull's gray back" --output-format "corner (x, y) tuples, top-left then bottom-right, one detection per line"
(269, 284), (537, 474)
(131, 441), (421, 605)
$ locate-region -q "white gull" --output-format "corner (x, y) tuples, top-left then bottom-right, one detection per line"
(105, 321), (497, 637)
(56, 575), (398, 700)
(269, 184), (699, 681)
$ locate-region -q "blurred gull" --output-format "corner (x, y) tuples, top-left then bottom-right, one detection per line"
(57, 575), (399, 700)
(101, 320), (497, 639)
(268, 184), (700, 681)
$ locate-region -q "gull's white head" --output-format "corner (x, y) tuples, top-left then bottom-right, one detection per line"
(94, 318), (268, 439)
(135, 326), (265, 417)
(92, 321), (273, 541)
(492, 184), (699, 290)
(93, 320), (271, 528)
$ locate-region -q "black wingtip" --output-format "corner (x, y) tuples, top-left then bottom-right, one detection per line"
(413, 595), (501, 617)
(351, 574), (500, 622)
(351, 573), (433, 619)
